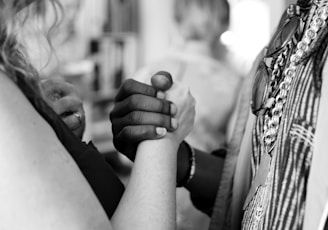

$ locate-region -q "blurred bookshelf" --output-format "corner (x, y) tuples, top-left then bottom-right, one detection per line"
(85, 0), (139, 154)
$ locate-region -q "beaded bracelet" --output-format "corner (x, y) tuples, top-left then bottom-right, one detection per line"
(176, 141), (196, 187)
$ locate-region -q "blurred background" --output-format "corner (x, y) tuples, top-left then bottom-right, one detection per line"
(23, 0), (294, 155)
(22, 0), (295, 229)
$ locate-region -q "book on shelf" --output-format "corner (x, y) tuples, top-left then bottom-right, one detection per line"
(103, 0), (139, 33)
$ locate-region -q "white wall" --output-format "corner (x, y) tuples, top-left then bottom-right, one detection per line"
(268, 0), (285, 32)
(226, 0), (286, 72)
(136, 0), (287, 71)
(138, 0), (174, 67)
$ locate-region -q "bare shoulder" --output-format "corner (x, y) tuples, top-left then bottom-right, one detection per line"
(0, 72), (111, 230)
(0, 72), (55, 141)
(0, 70), (22, 104)
(0, 72), (72, 164)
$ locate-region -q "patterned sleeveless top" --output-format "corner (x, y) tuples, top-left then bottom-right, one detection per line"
(243, 57), (321, 229)
(242, 2), (328, 229)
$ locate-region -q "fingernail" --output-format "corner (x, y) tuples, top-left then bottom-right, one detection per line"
(170, 103), (177, 115)
(156, 91), (166, 99)
(171, 118), (178, 129)
(156, 127), (167, 137)
(151, 72), (173, 91)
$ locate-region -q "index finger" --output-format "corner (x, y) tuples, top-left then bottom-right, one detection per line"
(115, 79), (157, 102)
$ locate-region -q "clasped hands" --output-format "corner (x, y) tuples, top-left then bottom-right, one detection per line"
(110, 71), (195, 161)
(40, 71), (195, 164)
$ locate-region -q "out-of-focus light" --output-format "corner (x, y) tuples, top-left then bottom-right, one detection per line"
(220, 30), (236, 47)
(228, 0), (271, 72)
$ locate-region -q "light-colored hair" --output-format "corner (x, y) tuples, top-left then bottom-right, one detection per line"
(0, 0), (61, 91)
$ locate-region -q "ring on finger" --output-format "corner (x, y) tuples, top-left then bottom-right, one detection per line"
(73, 112), (82, 124)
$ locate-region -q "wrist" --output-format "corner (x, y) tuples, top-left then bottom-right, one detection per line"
(139, 138), (179, 153)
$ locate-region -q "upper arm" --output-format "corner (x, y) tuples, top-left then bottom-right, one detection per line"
(0, 73), (112, 230)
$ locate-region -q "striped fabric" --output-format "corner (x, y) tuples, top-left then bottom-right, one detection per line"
(242, 57), (320, 229)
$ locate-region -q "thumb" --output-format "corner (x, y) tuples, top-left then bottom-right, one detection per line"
(151, 71), (173, 91)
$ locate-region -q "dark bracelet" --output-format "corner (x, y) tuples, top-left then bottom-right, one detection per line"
(176, 141), (196, 187)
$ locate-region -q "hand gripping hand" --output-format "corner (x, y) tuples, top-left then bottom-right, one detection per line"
(110, 71), (178, 160)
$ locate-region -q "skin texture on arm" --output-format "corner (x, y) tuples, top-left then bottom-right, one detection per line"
(0, 73), (112, 230)
(112, 81), (195, 230)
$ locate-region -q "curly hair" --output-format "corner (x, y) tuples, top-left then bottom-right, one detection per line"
(0, 0), (61, 91)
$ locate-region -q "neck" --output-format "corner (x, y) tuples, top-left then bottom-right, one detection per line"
(179, 39), (228, 61)
(181, 40), (212, 56)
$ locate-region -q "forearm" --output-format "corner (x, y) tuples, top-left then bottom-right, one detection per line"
(177, 142), (225, 212)
(112, 138), (177, 230)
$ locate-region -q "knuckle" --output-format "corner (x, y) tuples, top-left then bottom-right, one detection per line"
(161, 100), (171, 114)
(123, 79), (135, 92)
(159, 102), (166, 113)
(152, 98), (162, 112)
(125, 113), (133, 124)
(131, 94), (140, 105)
(130, 111), (142, 124)
(145, 85), (156, 96)
(127, 95), (140, 109)
(162, 117), (171, 128)
(142, 96), (160, 112)
(125, 112), (135, 125)
(151, 98), (168, 114)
